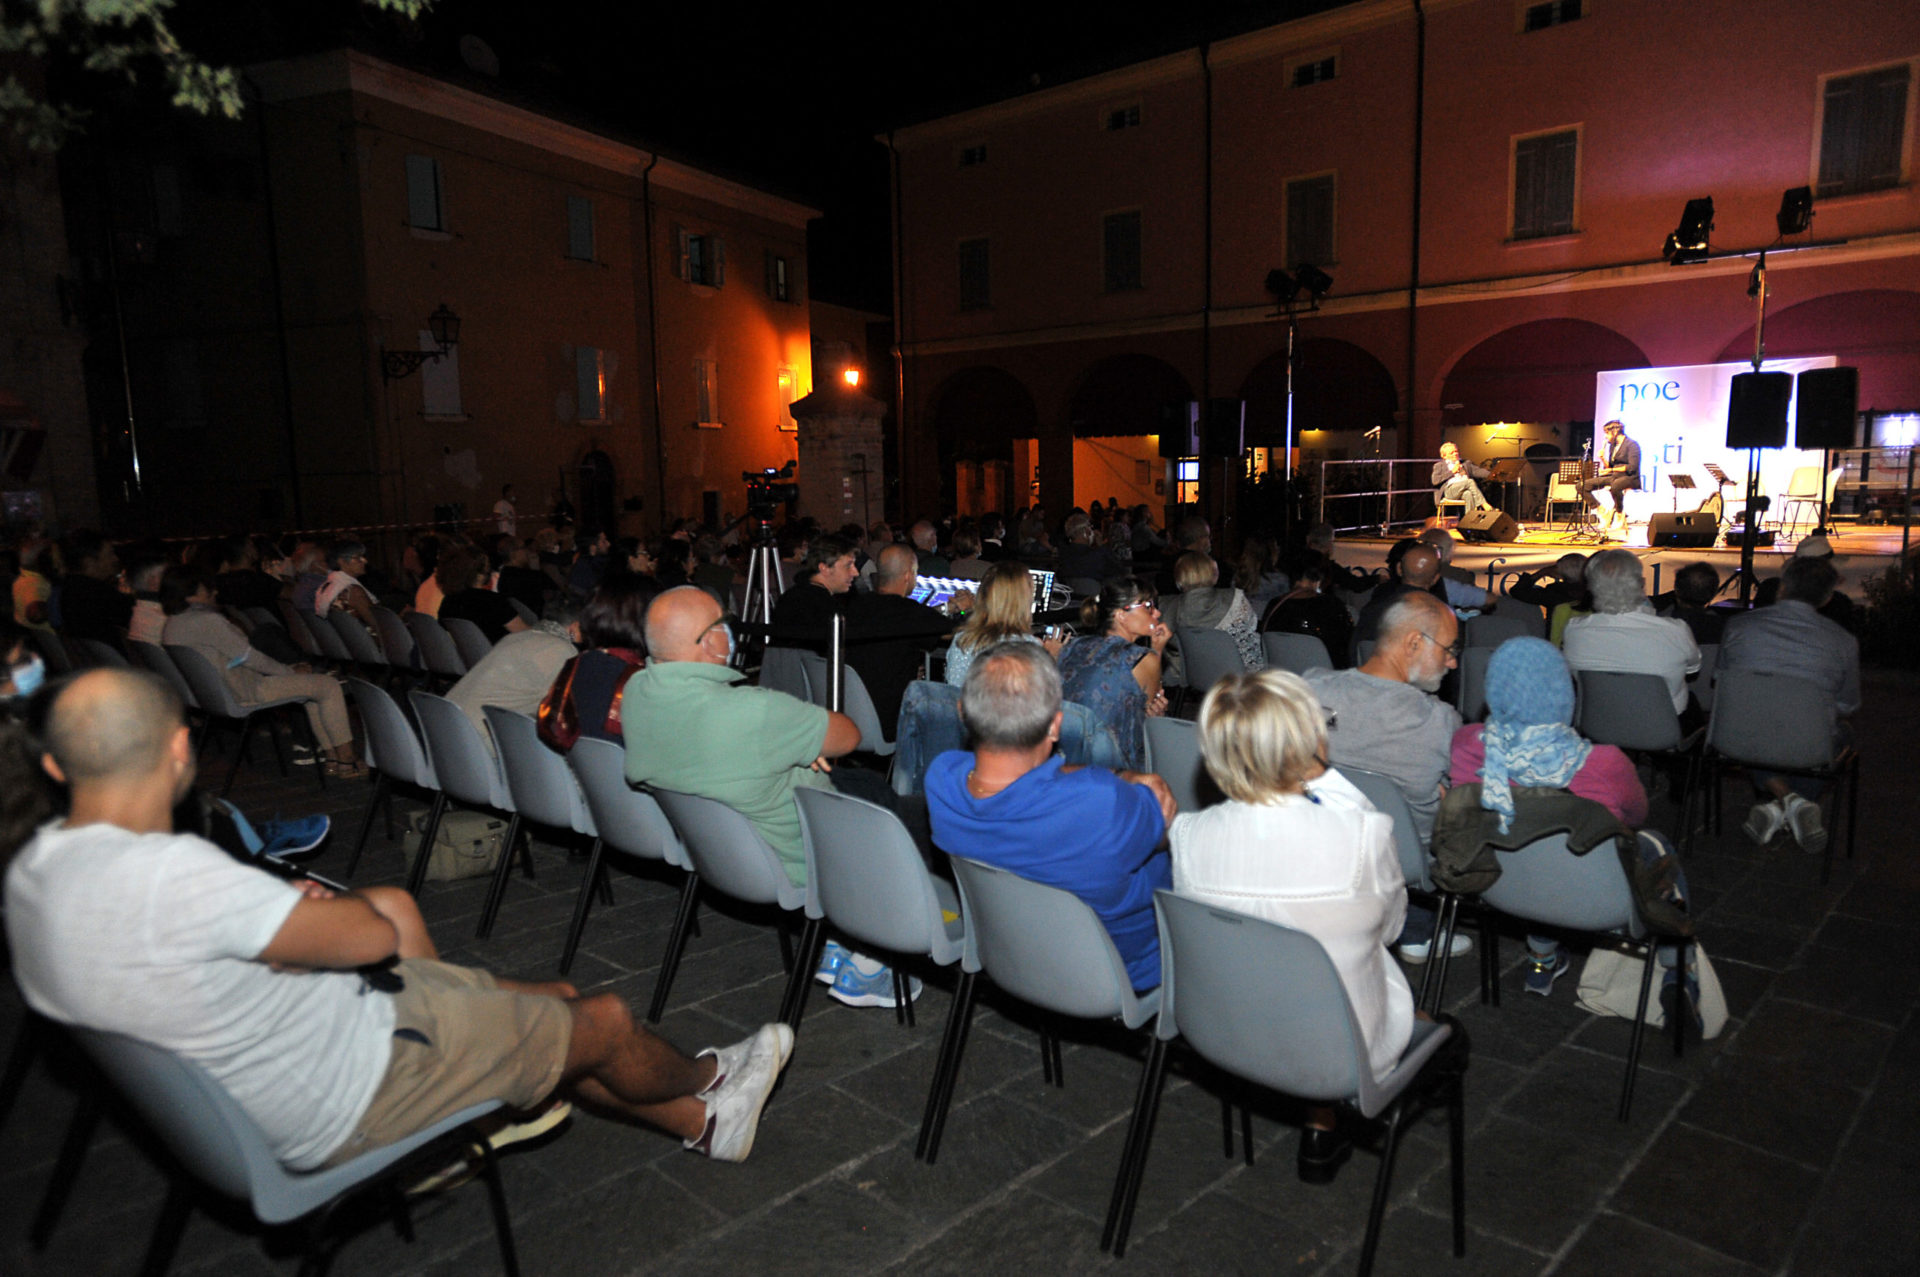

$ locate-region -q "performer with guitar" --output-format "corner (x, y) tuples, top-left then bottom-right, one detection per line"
(1580, 419), (1641, 536)
(1431, 442), (1495, 514)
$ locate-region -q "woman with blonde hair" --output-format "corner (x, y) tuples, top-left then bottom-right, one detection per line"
(1170, 668), (1413, 1179)
(943, 561), (1060, 687)
(1157, 550), (1263, 676)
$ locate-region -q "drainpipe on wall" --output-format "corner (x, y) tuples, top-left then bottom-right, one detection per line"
(1201, 43), (1218, 536)
(888, 129), (908, 525)
(1406, 0), (1428, 456)
(642, 154), (666, 528)
(244, 72), (306, 529)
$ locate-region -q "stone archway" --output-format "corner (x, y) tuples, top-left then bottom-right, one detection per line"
(1716, 289), (1920, 408)
(1067, 353), (1195, 513)
(930, 365), (1038, 516)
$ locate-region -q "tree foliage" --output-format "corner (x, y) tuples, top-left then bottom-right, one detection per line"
(0, 0), (432, 150)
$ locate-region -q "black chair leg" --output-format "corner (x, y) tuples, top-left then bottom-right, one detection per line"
(1039, 1029), (1056, 1085)
(0, 1012), (40, 1134)
(1241, 1104), (1254, 1167)
(1481, 913), (1500, 1008)
(918, 969), (977, 1163)
(1102, 1035), (1170, 1256)
(1448, 1066), (1467, 1257)
(646, 872), (701, 1024)
(595, 862), (615, 907)
(137, 1180), (194, 1277)
(892, 967), (916, 1028)
(558, 838), (606, 976)
(346, 772), (388, 881)
(221, 718), (253, 795)
(779, 916), (824, 1029)
(1356, 1103), (1408, 1277)
(32, 1087), (101, 1248)
(475, 814), (523, 939)
(1618, 940), (1658, 1122)
(476, 1137), (522, 1277)
(405, 793), (448, 898)
(776, 922), (795, 973)
(1220, 1096), (1236, 1159)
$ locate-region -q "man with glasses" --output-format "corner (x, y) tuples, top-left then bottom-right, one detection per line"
(1303, 591), (1471, 965)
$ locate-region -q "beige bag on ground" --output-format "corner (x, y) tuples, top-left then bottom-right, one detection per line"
(406, 809), (507, 882)
(1576, 942), (1728, 1039)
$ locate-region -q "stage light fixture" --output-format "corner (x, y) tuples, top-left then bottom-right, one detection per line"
(1264, 268), (1301, 304)
(1294, 263), (1334, 299)
(1776, 185), (1813, 237)
(1662, 197), (1714, 264)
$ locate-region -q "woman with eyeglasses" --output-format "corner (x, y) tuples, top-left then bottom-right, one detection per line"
(1056, 576), (1170, 770)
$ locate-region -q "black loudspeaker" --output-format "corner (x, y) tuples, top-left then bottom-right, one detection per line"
(1457, 508), (1519, 542)
(1202, 398), (1245, 458)
(1727, 371), (1792, 448)
(1158, 401), (1200, 458)
(1796, 366), (1858, 449)
(1648, 511), (1718, 547)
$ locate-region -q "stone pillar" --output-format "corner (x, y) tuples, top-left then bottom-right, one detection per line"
(791, 383), (886, 531)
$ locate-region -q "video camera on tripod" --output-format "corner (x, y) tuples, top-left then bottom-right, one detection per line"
(742, 461), (798, 544)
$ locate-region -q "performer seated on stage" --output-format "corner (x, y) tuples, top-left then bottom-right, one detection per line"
(1431, 443), (1494, 515)
(1580, 419), (1641, 534)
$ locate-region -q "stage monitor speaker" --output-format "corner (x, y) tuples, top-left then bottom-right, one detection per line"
(1157, 401), (1201, 458)
(1796, 366), (1858, 449)
(1727, 371), (1792, 448)
(1456, 508), (1519, 542)
(1648, 511), (1718, 547)
(1202, 397), (1245, 458)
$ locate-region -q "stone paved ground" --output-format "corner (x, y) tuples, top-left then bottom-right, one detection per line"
(3, 671), (1917, 1276)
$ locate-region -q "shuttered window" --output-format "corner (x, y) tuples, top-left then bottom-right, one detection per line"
(566, 195), (595, 260)
(405, 155), (445, 231)
(1103, 211), (1142, 292)
(576, 347), (605, 421)
(1818, 65), (1910, 198)
(1285, 174), (1335, 268)
(1512, 129), (1578, 239)
(958, 238), (990, 310)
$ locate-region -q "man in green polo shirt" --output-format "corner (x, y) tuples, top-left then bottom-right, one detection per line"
(625, 586), (861, 885)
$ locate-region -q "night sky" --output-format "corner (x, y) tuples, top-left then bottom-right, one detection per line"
(173, 0), (1344, 310)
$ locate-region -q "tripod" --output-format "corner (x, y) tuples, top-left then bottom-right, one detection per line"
(736, 520), (786, 671)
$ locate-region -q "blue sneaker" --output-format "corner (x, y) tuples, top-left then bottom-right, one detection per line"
(828, 955), (922, 1009)
(1524, 950), (1572, 997)
(261, 814), (331, 859)
(815, 938), (850, 986)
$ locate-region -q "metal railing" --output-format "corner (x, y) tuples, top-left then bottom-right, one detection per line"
(1316, 458), (1443, 535)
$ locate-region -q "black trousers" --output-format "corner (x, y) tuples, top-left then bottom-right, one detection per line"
(1580, 473), (1635, 511)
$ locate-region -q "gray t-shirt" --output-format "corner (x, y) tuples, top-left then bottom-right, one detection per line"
(5, 822), (395, 1169)
(1303, 667), (1461, 845)
(447, 629), (579, 747)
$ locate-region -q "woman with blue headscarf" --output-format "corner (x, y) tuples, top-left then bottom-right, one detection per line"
(1448, 637), (1646, 996)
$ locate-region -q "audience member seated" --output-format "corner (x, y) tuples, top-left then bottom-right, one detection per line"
(947, 530), (991, 579)
(437, 547), (528, 645)
(1449, 637), (1647, 995)
(1152, 516), (1212, 596)
(1303, 591), (1466, 964)
(58, 528), (133, 643)
(1172, 668), (1413, 1179)
(1655, 560), (1728, 645)
(1232, 533), (1289, 621)
(128, 559), (169, 646)
(1288, 522), (1380, 597)
(624, 586), (861, 887)
(212, 534), (287, 612)
(12, 537), (57, 631)
(690, 534), (735, 602)
(495, 539), (552, 619)
(7, 668), (795, 1168)
(1505, 553), (1588, 623)
(976, 514), (1009, 563)
(1056, 511), (1126, 586)
(1158, 550), (1263, 681)
(1752, 534), (1857, 629)
(1562, 549), (1701, 724)
(290, 542), (329, 616)
(315, 540), (379, 633)
(537, 580), (654, 751)
(410, 534), (446, 617)
(567, 528), (611, 604)
(1431, 442), (1493, 513)
(159, 566), (365, 778)
(770, 534), (856, 641)
(845, 543), (961, 737)
(945, 561), (1062, 688)
(1261, 564), (1357, 668)
(908, 520), (950, 576)
(925, 641), (1176, 990)
(1058, 577), (1170, 771)
(1355, 543), (1446, 648)
(448, 617), (579, 751)
(1415, 528), (1493, 612)
(1720, 554), (1860, 854)
(1129, 504), (1168, 560)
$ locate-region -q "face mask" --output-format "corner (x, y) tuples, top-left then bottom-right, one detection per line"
(719, 622), (736, 664)
(7, 653), (46, 700)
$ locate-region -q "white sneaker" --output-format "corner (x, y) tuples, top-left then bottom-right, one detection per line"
(686, 1023), (795, 1163)
(1397, 932), (1474, 965)
(1742, 798), (1786, 846)
(1782, 793), (1828, 854)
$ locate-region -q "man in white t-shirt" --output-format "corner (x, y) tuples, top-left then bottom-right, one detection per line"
(6, 669), (793, 1170)
(493, 483), (518, 537)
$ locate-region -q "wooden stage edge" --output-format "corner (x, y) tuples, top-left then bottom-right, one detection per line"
(1334, 520), (1911, 595)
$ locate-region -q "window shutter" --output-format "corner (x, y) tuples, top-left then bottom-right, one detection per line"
(711, 237), (725, 287)
(1513, 139), (1543, 237)
(406, 155), (441, 229)
(1860, 66), (1910, 190)
(566, 195), (595, 260)
(765, 249), (776, 297)
(1543, 132), (1577, 234)
(420, 330), (462, 416)
(673, 226), (689, 279)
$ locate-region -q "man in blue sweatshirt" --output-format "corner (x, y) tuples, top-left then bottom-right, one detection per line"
(925, 641), (1176, 990)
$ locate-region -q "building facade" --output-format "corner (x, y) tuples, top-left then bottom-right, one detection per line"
(890, 0), (1920, 532)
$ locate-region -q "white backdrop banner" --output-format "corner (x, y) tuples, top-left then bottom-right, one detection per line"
(1593, 357), (1836, 508)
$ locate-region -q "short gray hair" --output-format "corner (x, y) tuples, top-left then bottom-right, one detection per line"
(961, 641), (1061, 749)
(1378, 590), (1451, 646)
(1586, 549), (1647, 614)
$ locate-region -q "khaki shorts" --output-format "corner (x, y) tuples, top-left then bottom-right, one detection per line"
(323, 959), (573, 1167)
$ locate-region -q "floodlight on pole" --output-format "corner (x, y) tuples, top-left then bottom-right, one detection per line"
(1662, 197), (1715, 265)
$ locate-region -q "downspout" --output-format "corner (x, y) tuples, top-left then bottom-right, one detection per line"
(642, 154), (666, 526)
(245, 73), (305, 529)
(1201, 44), (1215, 531)
(1405, 0), (1428, 455)
(888, 128), (907, 524)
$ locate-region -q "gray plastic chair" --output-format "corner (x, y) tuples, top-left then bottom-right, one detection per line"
(1429, 831), (1667, 1120)
(1173, 626), (1245, 696)
(241, 606), (281, 632)
(1692, 643), (1719, 713)
(892, 679), (965, 796)
(343, 678), (439, 879)
(647, 787), (808, 1024)
(1576, 670), (1705, 848)
(1143, 715), (1211, 814)
(69, 1026), (519, 1277)
(129, 640), (201, 712)
(483, 707), (594, 939)
(406, 613), (468, 682)
(508, 597), (539, 625)
(1465, 611), (1542, 647)
(1455, 644), (1493, 722)
(372, 606), (419, 674)
(1703, 668), (1858, 881)
(944, 855), (1161, 1215)
(70, 637), (129, 669)
(759, 645), (812, 701)
(797, 652), (896, 755)
(1262, 630), (1333, 674)
(407, 690), (520, 899)
(790, 788), (966, 1063)
(164, 644), (322, 796)
(276, 599), (324, 659)
(327, 610), (389, 673)
(303, 607), (354, 664)
(563, 737), (694, 975)
(1104, 893), (1465, 1270)
(443, 616), (495, 670)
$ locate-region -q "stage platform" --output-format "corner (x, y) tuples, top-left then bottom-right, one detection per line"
(1335, 519), (1910, 596)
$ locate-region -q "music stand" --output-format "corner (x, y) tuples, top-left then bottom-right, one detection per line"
(1556, 459), (1602, 540)
(1668, 473), (1695, 512)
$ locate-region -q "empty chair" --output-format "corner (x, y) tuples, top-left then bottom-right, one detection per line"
(302, 607), (354, 664)
(164, 644), (322, 795)
(892, 679), (965, 796)
(407, 690), (521, 899)
(1455, 645), (1493, 722)
(483, 707), (595, 939)
(758, 645), (812, 701)
(443, 616), (494, 670)
(70, 1026), (519, 1277)
(1143, 716), (1210, 815)
(563, 737), (693, 974)
(327, 610), (389, 672)
(128, 640), (202, 713)
(1465, 610), (1543, 647)
(70, 637), (129, 669)
(1173, 626), (1246, 696)
(1703, 668), (1860, 882)
(646, 788), (808, 1024)
(1262, 630), (1333, 674)
(406, 612), (468, 683)
(1776, 465), (1825, 536)
(797, 653), (896, 755)
(372, 605), (420, 674)
(942, 855), (1161, 1215)
(344, 678), (440, 880)
(276, 599), (324, 659)
(1105, 893), (1465, 1272)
